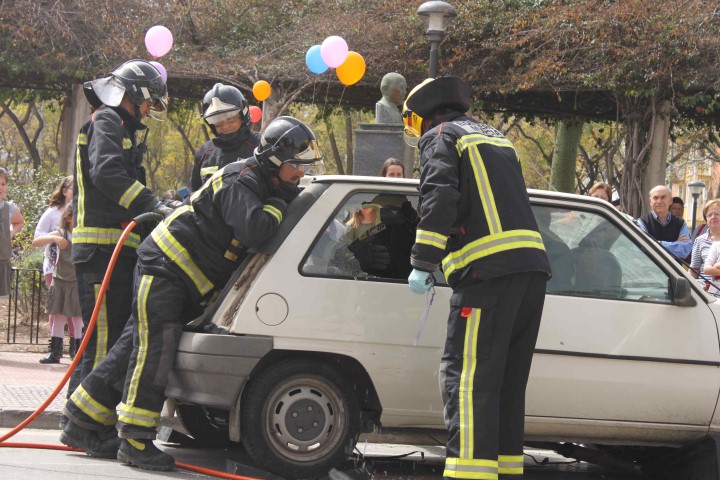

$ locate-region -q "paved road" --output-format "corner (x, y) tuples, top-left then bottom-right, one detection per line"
(0, 428), (646, 480)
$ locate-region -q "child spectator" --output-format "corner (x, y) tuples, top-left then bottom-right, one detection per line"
(34, 176), (76, 354)
(33, 205), (83, 364)
(0, 167), (24, 296)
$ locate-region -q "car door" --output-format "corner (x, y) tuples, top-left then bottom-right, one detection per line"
(232, 183), (450, 429)
(528, 198), (720, 426)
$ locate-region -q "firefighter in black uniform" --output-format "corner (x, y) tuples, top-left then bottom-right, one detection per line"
(70, 60), (173, 409)
(402, 77), (551, 480)
(60, 116), (323, 471)
(188, 83), (260, 192)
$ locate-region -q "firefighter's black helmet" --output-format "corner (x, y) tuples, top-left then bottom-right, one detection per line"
(83, 59), (168, 119)
(201, 83), (251, 129)
(255, 116), (323, 170)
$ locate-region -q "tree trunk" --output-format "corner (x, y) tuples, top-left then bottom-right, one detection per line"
(344, 110), (354, 175)
(59, 84), (90, 174)
(550, 119), (584, 193)
(618, 95), (670, 218)
(324, 118), (344, 175)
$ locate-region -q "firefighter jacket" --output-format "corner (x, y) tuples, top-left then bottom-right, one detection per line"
(73, 106), (160, 264)
(411, 113), (551, 287)
(137, 157), (287, 299)
(189, 129), (260, 192)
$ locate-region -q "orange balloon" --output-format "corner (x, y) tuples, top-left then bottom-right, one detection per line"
(336, 51), (366, 86)
(253, 80), (271, 101)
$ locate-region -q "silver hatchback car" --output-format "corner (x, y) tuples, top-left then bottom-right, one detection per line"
(166, 176), (720, 478)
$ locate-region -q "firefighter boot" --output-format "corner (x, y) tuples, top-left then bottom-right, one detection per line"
(60, 421), (120, 458)
(39, 337), (63, 364)
(117, 438), (175, 471)
(68, 337), (77, 359)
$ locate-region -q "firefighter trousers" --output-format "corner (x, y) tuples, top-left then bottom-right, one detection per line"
(67, 252), (136, 399)
(65, 271), (191, 440)
(440, 271), (547, 480)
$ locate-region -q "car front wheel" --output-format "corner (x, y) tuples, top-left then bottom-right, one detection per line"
(240, 358), (361, 478)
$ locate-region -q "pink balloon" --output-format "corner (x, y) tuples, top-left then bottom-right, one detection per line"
(320, 36), (349, 69)
(145, 25), (173, 58)
(149, 61), (167, 82)
(249, 106), (262, 123)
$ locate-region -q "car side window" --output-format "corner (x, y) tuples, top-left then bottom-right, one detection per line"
(533, 204), (673, 303)
(302, 192), (424, 282)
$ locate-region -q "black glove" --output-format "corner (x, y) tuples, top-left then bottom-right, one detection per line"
(276, 181), (301, 203)
(348, 241), (391, 272)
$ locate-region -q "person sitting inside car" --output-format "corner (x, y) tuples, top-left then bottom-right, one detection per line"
(339, 198), (418, 279)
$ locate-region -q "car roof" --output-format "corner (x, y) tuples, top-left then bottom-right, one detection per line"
(307, 175), (612, 207)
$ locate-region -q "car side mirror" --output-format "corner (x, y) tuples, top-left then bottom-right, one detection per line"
(670, 276), (696, 306)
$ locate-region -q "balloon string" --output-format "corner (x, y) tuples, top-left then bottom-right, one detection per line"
(338, 86), (346, 108)
(322, 81), (331, 115)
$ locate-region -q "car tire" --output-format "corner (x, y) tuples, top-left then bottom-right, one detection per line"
(240, 358), (361, 478)
(176, 404), (231, 447)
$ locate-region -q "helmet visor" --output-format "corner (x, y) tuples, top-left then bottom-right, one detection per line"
(293, 139), (324, 164)
(205, 110), (241, 126)
(204, 97), (241, 123)
(148, 91), (169, 121)
(402, 109), (422, 148)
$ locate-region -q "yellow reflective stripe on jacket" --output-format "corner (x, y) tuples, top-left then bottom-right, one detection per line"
(200, 166), (218, 177)
(442, 229), (545, 278)
(70, 385), (117, 426)
(73, 226), (141, 249)
(212, 172), (224, 193)
(118, 180), (145, 209)
(457, 132), (516, 153)
(75, 134), (88, 227)
(416, 229), (448, 250)
(498, 455), (524, 474)
(444, 457), (498, 479)
(151, 220), (213, 295)
(122, 138), (132, 149)
(263, 204), (283, 223)
(459, 135), (503, 235)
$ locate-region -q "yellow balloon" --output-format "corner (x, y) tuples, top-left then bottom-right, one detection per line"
(253, 80), (271, 101)
(336, 51), (366, 87)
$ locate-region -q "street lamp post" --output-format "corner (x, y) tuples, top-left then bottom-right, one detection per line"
(417, 1), (457, 78)
(688, 180), (706, 234)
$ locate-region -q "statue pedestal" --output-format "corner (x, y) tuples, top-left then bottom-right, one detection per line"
(352, 123), (416, 177)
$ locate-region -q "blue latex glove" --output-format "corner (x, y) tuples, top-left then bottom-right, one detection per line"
(408, 269), (432, 294)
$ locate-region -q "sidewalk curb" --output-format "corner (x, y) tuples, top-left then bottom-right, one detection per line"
(0, 410), (62, 430)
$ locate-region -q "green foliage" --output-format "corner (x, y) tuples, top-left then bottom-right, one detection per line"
(9, 169), (64, 260)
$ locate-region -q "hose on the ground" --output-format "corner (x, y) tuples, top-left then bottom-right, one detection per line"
(0, 214), (263, 480)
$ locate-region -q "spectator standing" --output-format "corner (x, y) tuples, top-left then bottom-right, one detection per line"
(670, 197), (685, 218)
(588, 182), (612, 203)
(34, 176), (77, 356)
(636, 185), (692, 260)
(380, 157), (405, 178)
(33, 205), (83, 363)
(691, 200), (720, 289)
(0, 167), (24, 296)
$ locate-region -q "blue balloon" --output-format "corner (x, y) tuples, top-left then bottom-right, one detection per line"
(306, 45), (329, 74)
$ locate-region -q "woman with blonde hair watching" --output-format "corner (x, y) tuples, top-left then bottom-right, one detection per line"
(694, 199), (720, 294)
